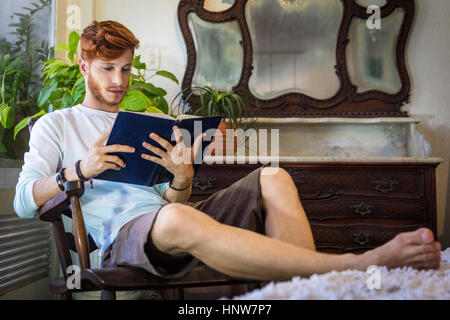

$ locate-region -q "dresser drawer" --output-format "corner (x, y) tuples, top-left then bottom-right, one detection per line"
(303, 196), (427, 222)
(285, 167), (425, 199)
(311, 223), (425, 253)
(192, 165), (258, 195)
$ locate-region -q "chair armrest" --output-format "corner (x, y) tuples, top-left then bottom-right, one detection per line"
(38, 181), (85, 222)
(38, 180), (90, 269)
(38, 192), (70, 222)
(66, 181), (90, 269)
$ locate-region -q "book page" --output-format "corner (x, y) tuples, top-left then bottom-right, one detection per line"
(119, 110), (219, 122)
(175, 114), (201, 121)
(120, 110), (175, 120)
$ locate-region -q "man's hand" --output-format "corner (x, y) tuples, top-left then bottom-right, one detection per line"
(79, 124), (136, 179)
(141, 126), (205, 186)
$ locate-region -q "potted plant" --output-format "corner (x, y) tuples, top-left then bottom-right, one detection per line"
(0, 0), (53, 159)
(171, 85), (258, 156)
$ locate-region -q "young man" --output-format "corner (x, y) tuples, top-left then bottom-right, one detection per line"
(14, 20), (441, 281)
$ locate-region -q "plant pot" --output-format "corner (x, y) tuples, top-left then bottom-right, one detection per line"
(209, 121), (238, 156)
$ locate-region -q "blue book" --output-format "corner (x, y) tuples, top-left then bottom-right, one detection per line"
(95, 111), (223, 187)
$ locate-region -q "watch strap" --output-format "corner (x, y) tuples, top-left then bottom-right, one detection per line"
(56, 168), (66, 191)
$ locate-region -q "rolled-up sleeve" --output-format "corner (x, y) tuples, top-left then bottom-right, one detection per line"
(14, 170), (45, 218)
(13, 115), (62, 218)
(153, 181), (170, 198)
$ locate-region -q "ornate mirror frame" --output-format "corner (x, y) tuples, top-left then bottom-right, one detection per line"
(178, 0), (415, 117)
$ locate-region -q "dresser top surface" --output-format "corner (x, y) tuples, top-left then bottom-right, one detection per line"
(203, 156), (443, 164)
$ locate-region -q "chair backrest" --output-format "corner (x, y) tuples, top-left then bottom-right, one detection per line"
(28, 117), (40, 134)
(61, 207), (98, 254)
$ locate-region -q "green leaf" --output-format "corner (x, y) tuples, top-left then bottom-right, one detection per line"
(71, 76), (85, 104)
(1, 54), (11, 69)
(37, 81), (57, 107)
(43, 65), (69, 82)
(132, 55), (146, 70)
(149, 96), (169, 114)
(131, 74), (143, 82)
(61, 91), (73, 109)
(42, 60), (68, 81)
(55, 43), (70, 51)
(52, 100), (63, 111)
(43, 58), (59, 67)
(68, 31), (80, 54)
(13, 109), (46, 140)
(67, 65), (80, 80)
(120, 90), (149, 112)
(68, 51), (75, 64)
(6, 58), (22, 73)
(71, 75), (85, 93)
(11, 72), (22, 98)
(0, 104), (14, 129)
(134, 82), (166, 97)
(146, 106), (164, 114)
(155, 70), (179, 85)
(49, 88), (64, 102)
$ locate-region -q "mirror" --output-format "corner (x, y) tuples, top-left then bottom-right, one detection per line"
(355, 0), (387, 7)
(178, 0), (415, 117)
(246, 0), (343, 100)
(346, 8), (404, 94)
(189, 13), (243, 92)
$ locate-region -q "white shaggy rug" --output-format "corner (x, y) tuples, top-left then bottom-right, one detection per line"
(232, 248), (450, 300)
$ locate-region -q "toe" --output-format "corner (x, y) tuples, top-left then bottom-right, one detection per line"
(416, 243), (440, 255)
(412, 252), (440, 270)
(434, 241), (442, 251)
(419, 228), (434, 244)
(408, 228), (434, 245)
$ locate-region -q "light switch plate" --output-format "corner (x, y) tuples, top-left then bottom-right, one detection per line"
(144, 46), (161, 70)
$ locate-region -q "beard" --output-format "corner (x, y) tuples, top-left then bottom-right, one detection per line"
(87, 76), (127, 107)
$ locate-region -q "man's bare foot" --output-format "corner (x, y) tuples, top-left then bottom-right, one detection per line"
(362, 228), (441, 270)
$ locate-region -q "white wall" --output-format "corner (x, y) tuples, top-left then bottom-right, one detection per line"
(93, 0), (187, 109)
(404, 0), (450, 246)
(82, 0), (450, 246)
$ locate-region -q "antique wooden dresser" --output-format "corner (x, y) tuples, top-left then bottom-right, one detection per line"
(189, 161), (440, 254)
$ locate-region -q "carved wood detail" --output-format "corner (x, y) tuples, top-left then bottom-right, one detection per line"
(177, 0), (415, 117)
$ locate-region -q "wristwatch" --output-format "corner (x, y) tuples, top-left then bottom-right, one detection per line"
(56, 168), (67, 191)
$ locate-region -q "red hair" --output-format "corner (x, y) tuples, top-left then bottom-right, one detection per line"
(81, 20), (140, 61)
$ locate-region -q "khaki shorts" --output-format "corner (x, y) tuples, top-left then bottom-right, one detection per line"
(101, 166), (266, 279)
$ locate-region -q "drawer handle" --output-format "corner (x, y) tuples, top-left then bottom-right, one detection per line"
(350, 203), (374, 216)
(352, 232), (370, 246)
(371, 179), (398, 194)
(193, 177), (216, 191)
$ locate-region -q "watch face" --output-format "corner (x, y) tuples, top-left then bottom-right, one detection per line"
(56, 172), (65, 191)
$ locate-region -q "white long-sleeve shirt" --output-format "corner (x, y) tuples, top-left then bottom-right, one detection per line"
(13, 104), (170, 260)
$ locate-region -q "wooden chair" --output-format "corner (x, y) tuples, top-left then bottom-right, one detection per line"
(28, 117), (260, 300)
